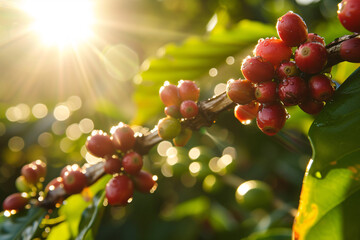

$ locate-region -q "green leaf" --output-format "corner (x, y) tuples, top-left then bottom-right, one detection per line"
(293, 68), (360, 240)
(133, 20), (276, 124)
(242, 228), (292, 240)
(0, 207), (46, 240)
(162, 196), (210, 220)
(76, 190), (106, 240)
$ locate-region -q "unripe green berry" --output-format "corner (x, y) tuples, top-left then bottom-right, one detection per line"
(157, 117), (181, 140)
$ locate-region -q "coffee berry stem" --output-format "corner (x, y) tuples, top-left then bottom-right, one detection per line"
(38, 33), (356, 209)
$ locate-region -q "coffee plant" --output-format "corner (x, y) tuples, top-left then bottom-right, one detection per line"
(1, 1), (360, 239)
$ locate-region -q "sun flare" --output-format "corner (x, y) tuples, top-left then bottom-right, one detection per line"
(22, 0), (95, 47)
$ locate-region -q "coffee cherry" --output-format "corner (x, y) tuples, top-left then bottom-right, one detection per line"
(299, 98), (325, 115)
(164, 105), (182, 119)
(122, 152), (143, 175)
(111, 123), (136, 153)
(180, 100), (199, 118)
(15, 176), (32, 193)
(226, 79), (255, 105)
(33, 160), (47, 180)
(307, 33), (325, 46)
(257, 103), (287, 136)
(62, 165), (87, 195)
(2, 193), (29, 211)
(177, 80), (200, 102)
(157, 117), (181, 140)
(338, 0), (360, 32)
(106, 175), (134, 206)
(86, 130), (115, 158)
(278, 76), (307, 106)
(254, 38), (292, 67)
(340, 37), (360, 63)
(104, 156), (122, 175)
(295, 42), (328, 74)
(276, 61), (299, 80)
(235, 180), (273, 210)
(234, 102), (260, 125)
(255, 81), (278, 103)
(309, 74), (335, 102)
(276, 11), (308, 47)
(241, 56), (274, 83)
(173, 127), (192, 147)
(133, 170), (157, 194)
(159, 82), (181, 107)
(21, 164), (40, 185)
(45, 177), (63, 193)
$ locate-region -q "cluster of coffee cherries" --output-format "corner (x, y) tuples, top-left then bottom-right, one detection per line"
(85, 123), (157, 206)
(157, 80), (200, 146)
(226, 11), (337, 136)
(2, 160), (47, 212)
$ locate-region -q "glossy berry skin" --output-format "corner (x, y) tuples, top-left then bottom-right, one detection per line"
(62, 165), (87, 195)
(276, 11), (308, 47)
(104, 156), (122, 175)
(276, 61), (299, 80)
(86, 130), (115, 158)
(257, 103), (287, 136)
(15, 176), (32, 192)
(173, 127), (192, 147)
(33, 160), (47, 180)
(307, 33), (325, 46)
(106, 175), (134, 206)
(159, 83), (181, 107)
(309, 74), (335, 102)
(133, 171), (157, 193)
(278, 76), (307, 106)
(338, 0), (360, 32)
(164, 105), (182, 119)
(2, 193), (29, 211)
(177, 80), (200, 102)
(111, 123), (136, 152)
(234, 102), (260, 124)
(180, 100), (199, 118)
(255, 81), (278, 103)
(157, 117), (181, 140)
(254, 38), (292, 67)
(241, 56), (274, 83)
(21, 164), (40, 185)
(235, 180), (273, 210)
(122, 152), (143, 175)
(226, 79), (255, 105)
(295, 42), (328, 74)
(340, 37), (360, 63)
(45, 177), (63, 195)
(299, 99), (325, 115)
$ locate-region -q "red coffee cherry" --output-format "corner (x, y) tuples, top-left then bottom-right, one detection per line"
(86, 130), (115, 158)
(276, 11), (308, 47)
(338, 0), (360, 32)
(307, 33), (325, 46)
(299, 98), (325, 115)
(276, 61), (299, 80)
(255, 81), (278, 103)
(21, 164), (40, 185)
(340, 37), (360, 63)
(254, 38), (292, 67)
(177, 80), (200, 102)
(295, 42), (328, 74)
(173, 127), (192, 147)
(62, 165), (87, 195)
(106, 175), (134, 206)
(278, 76), (307, 106)
(122, 152), (143, 175)
(2, 193), (29, 211)
(226, 79), (255, 105)
(157, 117), (181, 140)
(104, 156), (122, 175)
(33, 160), (47, 180)
(180, 100), (199, 118)
(133, 170), (157, 194)
(257, 103), (287, 136)
(308, 74), (335, 102)
(241, 56), (274, 83)
(234, 102), (260, 125)
(111, 123), (136, 153)
(159, 82), (181, 107)
(164, 105), (182, 119)
(45, 177), (63, 193)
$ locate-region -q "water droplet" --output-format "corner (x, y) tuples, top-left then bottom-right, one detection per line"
(315, 171), (322, 179)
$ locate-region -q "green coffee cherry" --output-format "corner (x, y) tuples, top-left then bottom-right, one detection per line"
(235, 180), (273, 210)
(157, 117), (181, 140)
